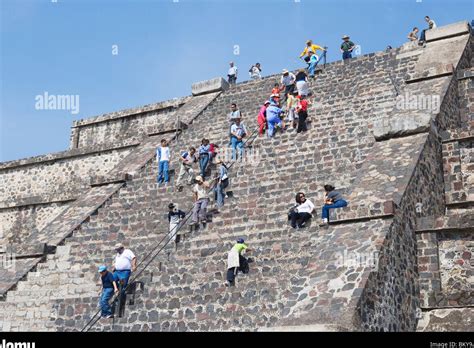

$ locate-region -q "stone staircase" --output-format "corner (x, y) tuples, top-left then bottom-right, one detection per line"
(0, 21), (472, 332)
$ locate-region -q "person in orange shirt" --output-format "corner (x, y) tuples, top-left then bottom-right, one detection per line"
(271, 83), (281, 97)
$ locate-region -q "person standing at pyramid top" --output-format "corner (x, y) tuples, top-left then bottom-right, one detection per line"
(340, 35), (355, 60)
(228, 61), (238, 85)
(420, 16), (437, 44)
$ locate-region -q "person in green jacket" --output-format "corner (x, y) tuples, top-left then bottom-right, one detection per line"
(225, 238), (250, 287)
(341, 35), (355, 60)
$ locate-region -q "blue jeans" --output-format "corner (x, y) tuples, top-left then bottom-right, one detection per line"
(322, 200), (348, 220)
(231, 137), (244, 161)
(157, 160), (169, 184)
(214, 179), (229, 207)
(308, 59), (319, 76)
(342, 51), (352, 60)
(100, 288), (114, 317)
(113, 270), (131, 289)
(199, 154), (209, 177)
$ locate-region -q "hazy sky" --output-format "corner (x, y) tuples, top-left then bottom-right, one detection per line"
(1, 0), (473, 162)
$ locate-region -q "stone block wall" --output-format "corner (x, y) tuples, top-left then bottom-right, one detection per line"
(355, 125), (445, 331)
(70, 97), (189, 149)
(0, 202), (70, 245)
(438, 231), (473, 294)
(0, 147), (133, 206)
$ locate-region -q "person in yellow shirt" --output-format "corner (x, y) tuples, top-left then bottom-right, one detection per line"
(300, 40), (326, 62)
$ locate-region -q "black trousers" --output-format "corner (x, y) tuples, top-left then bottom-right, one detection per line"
(297, 111), (308, 133)
(227, 255), (249, 284)
(290, 211), (312, 227)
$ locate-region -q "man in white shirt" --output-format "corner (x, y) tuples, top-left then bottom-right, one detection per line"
(230, 118), (247, 161)
(420, 16), (437, 43)
(189, 176), (210, 225)
(280, 69), (296, 100)
(112, 243), (137, 290)
(228, 61), (238, 85)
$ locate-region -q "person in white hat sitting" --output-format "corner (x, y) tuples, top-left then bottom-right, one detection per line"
(340, 35), (355, 60)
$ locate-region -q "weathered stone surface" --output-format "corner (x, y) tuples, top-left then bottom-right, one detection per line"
(192, 78), (229, 96)
(425, 21), (470, 42)
(417, 308), (474, 331)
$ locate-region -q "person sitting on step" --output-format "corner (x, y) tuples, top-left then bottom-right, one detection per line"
(225, 238), (250, 287)
(320, 185), (348, 226)
(289, 192), (315, 229)
(189, 175), (210, 225)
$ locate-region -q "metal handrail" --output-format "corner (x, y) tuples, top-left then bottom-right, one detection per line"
(81, 124), (261, 332)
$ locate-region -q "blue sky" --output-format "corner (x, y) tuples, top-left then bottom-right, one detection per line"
(1, 0), (472, 162)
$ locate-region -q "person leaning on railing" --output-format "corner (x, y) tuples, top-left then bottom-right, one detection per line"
(111, 243), (137, 302)
(98, 265), (119, 319)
